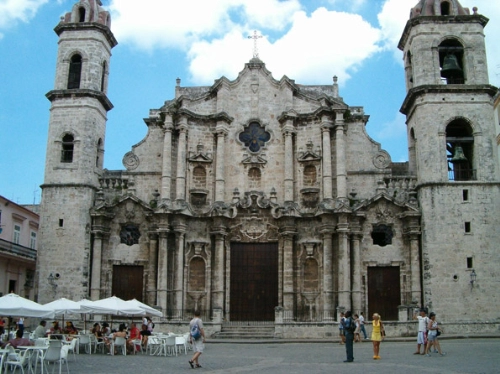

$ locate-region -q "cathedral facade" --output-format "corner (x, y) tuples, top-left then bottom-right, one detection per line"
(36, 0), (500, 337)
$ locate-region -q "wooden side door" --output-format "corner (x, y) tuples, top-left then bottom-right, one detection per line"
(367, 266), (400, 320)
(112, 265), (144, 302)
(230, 243), (278, 321)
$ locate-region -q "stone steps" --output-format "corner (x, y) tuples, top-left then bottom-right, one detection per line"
(213, 325), (276, 339)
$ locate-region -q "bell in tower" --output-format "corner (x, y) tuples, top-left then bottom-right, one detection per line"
(441, 54), (463, 80)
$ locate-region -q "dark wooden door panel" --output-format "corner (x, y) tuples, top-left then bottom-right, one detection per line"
(230, 243), (278, 321)
(368, 266), (400, 321)
(112, 265), (144, 302)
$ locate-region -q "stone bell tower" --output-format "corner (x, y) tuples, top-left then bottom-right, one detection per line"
(398, 0), (500, 321)
(37, 0), (117, 302)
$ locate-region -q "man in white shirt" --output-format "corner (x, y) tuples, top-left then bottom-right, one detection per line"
(34, 320), (47, 339)
(413, 308), (429, 354)
(359, 312), (368, 339)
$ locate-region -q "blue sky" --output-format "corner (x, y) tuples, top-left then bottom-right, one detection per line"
(0, 0), (499, 204)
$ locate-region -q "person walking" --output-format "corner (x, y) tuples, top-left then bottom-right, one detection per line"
(353, 314), (361, 343)
(338, 312), (346, 345)
(424, 312), (445, 356)
(342, 311), (355, 362)
(189, 310), (206, 369)
(359, 312), (368, 339)
(371, 313), (384, 359)
(413, 308), (429, 355)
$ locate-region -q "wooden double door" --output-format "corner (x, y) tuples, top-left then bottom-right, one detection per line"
(367, 266), (401, 321)
(112, 265), (144, 302)
(230, 243), (278, 321)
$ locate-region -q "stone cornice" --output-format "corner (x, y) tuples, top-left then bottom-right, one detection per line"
(400, 85), (498, 115)
(54, 22), (118, 48)
(46, 89), (114, 112)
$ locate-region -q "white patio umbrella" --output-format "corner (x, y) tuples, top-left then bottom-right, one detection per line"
(44, 297), (82, 326)
(80, 296), (144, 316)
(0, 293), (55, 318)
(126, 299), (163, 317)
(75, 299), (96, 332)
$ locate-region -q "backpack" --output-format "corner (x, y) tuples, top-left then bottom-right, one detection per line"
(346, 317), (356, 333)
(191, 323), (201, 340)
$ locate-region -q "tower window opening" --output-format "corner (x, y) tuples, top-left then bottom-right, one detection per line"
(100, 61), (107, 92)
(96, 138), (104, 168)
(439, 39), (464, 84)
(59, 219), (64, 227)
(68, 54), (82, 89)
(78, 7), (86, 22)
(466, 257), (473, 269)
(446, 120), (474, 181)
(440, 1), (451, 15)
(61, 134), (74, 163)
(464, 222), (471, 233)
(462, 189), (469, 201)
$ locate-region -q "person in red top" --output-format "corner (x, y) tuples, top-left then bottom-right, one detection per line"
(127, 323), (141, 353)
(1, 329), (33, 348)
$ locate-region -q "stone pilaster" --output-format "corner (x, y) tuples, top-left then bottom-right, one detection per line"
(156, 230), (169, 311)
(334, 110), (347, 200)
(409, 232), (422, 305)
(282, 122), (295, 203)
(146, 232), (158, 306)
(176, 119), (188, 201)
(337, 219), (351, 310)
(280, 225), (296, 313)
(90, 232), (103, 300)
(320, 225), (335, 319)
(173, 222), (187, 312)
(214, 124), (229, 202)
(210, 225), (227, 310)
(351, 231), (363, 313)
(321, 116), (333, 200)
(161, 115), (173, 201)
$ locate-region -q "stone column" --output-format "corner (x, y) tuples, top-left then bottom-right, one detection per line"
(173, 223), (186, 313)
(161, 115), (173, 201)
(210, 226), (227, 310)
(280, 226), (296, 313)
(334, 110), (347, 200)
(320, 225), (334, 320)
(176, 119), (188, 201)
(321, 117), (333, 200)
(214, 124), (228, 202)
(283, 122), (295, 203)
(351, 232), (362, 313)
(337, 220), (351, 310)
(90, 232), (103, 300)
(409, 233), (421, 305)
(156, 230), (169, 311)
(146, 233), (158, 306)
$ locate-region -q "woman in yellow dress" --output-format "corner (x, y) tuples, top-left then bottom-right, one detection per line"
(371, 313), (384, 359)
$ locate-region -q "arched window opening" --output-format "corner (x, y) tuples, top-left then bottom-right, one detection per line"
(68, 54), (82, 89)
(78, 7), (86, 22)
(192, 166), (206, 189)
(409, 128), (417, 174)
(371, 224), (393, 247)
(96, 138), (104, 168)
(440, 1), (451, 15)
(248, 167), (261, 189)
(303, 165), (317, 186)
(446, 120), (474, 181)
(406, 51), (413, 84)
(100, 61), (107, 92)
(61, 134), (74, 163)
(439, 39), (464, 84)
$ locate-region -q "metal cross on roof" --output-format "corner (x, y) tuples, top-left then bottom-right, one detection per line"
(248, 30), (263, 59)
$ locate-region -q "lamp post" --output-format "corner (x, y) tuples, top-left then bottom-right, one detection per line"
(470, 269), (477, 288)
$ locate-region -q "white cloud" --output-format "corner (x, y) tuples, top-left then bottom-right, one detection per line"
(0, 0), (48, 37)
(188, 8), (382, 85)
(373, 111), (407, 141)
(108, 0), (301, 50)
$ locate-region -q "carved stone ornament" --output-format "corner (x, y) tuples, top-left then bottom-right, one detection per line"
(122, 152), (140, 170)
(372, 151), (390, 169)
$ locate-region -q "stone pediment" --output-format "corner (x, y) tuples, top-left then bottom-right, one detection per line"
(242, 154), (267, 165)
(352, 193), (420, 214)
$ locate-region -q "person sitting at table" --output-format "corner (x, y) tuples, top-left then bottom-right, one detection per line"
(92, 323), (103, 341)
(106, 323), (127, 354)
(101, 322), (111, 336)
(34, 320), (47, 339)
(49, 321), (63, 338)
(1, 329), (33, 348)
(140, 323), (151, 347)
(127, 323), (140, 353)
(64, 321), (78, 335)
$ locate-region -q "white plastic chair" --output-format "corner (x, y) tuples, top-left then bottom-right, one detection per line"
(145, 336), (160, 356)
(89, 334), (104, 354)
(112, 337), (127, 356)
(5, 347), (30, 374)
(44, 340), (69, 374)
(66, 338), (78, 361)
(131, 339), (143, 355)
(163, 336), (177, 356)
(77, 334), (92, 354)
(175, 335), (187, 355)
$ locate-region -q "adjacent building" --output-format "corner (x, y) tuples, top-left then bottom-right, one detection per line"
(0, 195), (38, 299)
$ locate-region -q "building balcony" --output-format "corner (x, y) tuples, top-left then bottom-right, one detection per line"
(0, 238), (37, 261)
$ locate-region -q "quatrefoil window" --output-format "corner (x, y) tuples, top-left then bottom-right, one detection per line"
(239, 122), (270, 153)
